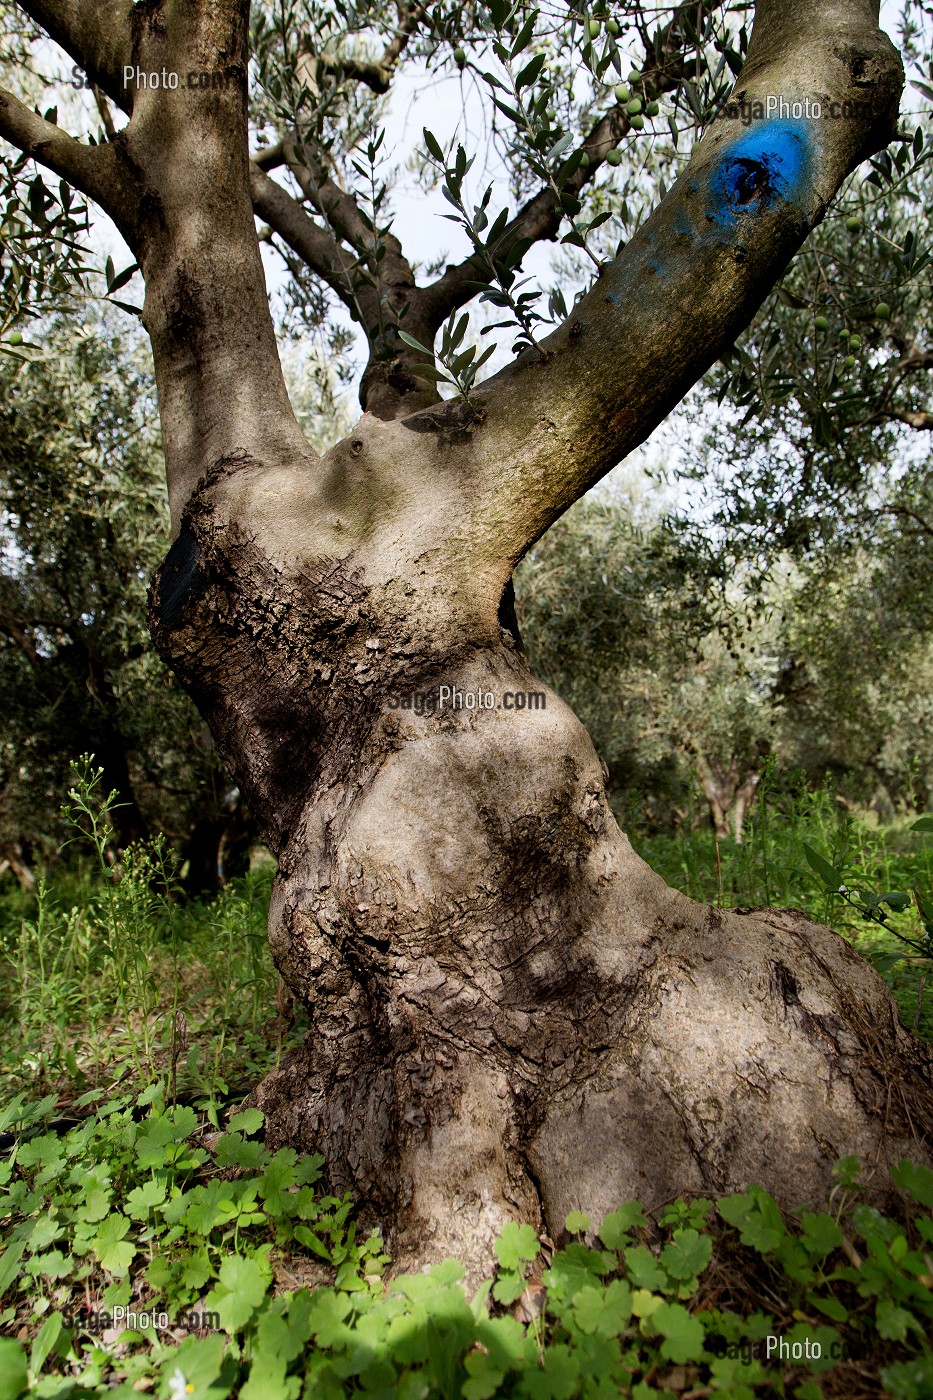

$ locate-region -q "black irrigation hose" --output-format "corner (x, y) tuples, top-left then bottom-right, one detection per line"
(0, 1084), (254, 1154)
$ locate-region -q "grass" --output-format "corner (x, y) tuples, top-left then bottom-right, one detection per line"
(0, 759), (307, 1121)
(0, 860), (303, 1115)
(0, 763), (932, 1398)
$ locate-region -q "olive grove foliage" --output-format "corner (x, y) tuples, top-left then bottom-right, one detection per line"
(777, 519), (933, 813)
(0, 309), (227, 869)
(517, 491), (933, 834)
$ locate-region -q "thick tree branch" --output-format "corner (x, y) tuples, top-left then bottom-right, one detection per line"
(0, 618), (40, 669)
(252, 136), (433, 417)
(106, 0), (314, 524)
(274, 139), (420, 314)
(428, 0), (903, 570)
(249, 162), (358, 303)
(890, 407), (933, 429)
(0, 83), (135, 224)
(252, 4), (698, 411)
(900, 347), (933, 371)
(279, 138), (379, 256)
(16, 0), (133, 108)
(304, 2), (425, 94)
(5, 3), (311, 525)
(252, 141), (288, 172)
(91, 85), (117, 140)
(253, 136), (403, 276)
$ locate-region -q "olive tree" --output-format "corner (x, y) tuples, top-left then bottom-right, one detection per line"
(1, 0), (930, 1275)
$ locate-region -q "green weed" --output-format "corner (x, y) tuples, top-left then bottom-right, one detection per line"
(2, 768), (932, 1395)
(0, 760), (305, 1113)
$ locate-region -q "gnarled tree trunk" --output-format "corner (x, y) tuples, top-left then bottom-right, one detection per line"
(150, 438), (933, 1278)
(6, 0), (930, 1283)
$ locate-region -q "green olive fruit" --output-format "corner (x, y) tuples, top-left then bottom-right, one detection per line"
(844, 354), (856, 368)
(848, 334), (862, 350)
(645, 100), (659, 116)
(453, 45), (466, 65)
(606, 18), (619, 34)
(630, 113), (645, 129)
(839, 328), (850, 340)
(589, 18), (601, 37)
(627, 67), (641, 82)
(874, 300), (891, 319)
(626, 96), (642, 115)
(8, 331), (22, 345)
(606, 148), (622, 165)
(614, 83), (630, 102)
(814, 315), (829, 332)
(845, 215), (861, 232)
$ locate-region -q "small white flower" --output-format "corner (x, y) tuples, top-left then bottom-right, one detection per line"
(837, 884), (848, 895)
(168, 1369), (193, 1399)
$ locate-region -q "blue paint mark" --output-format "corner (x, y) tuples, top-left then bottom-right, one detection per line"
(708, 119), (811, 227)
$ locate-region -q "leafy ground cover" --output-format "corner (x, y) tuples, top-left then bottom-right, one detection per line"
(1, 768), (932, 1397)
(0, 1091), (931, 1399)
